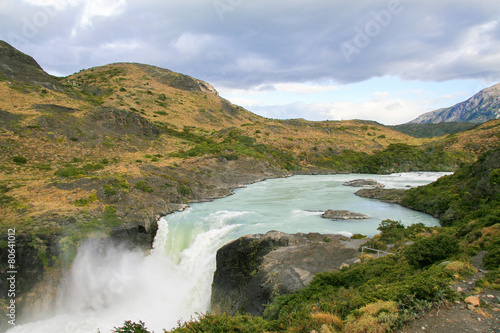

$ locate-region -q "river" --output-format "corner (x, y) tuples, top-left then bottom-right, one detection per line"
(7, 172), (448, 333)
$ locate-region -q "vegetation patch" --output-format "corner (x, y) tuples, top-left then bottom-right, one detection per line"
(54, 166), (86, 178)
(135, 180), (154, 193)
(12, 155), (27, 164)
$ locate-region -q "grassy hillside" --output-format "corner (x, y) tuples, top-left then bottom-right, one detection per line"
(1, 57), (499, 237)
(0, 61), (428, 234)
(0, 40), (498, 242)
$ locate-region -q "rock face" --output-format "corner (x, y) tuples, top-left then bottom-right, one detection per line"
(408, 82), (500, 124)
(211, 231), (363, 316)
(343, 179), (385, 187)
(355, 188), (407, 204)
(322, 209), (369, 220)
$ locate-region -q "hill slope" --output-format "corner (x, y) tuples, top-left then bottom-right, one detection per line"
(1, 40), (499, 238)
(390, 122), (477, 138)
(0, 41), (426, 237)
(409, 83), (500, 124)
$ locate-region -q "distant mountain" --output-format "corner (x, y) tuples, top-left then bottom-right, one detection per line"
(408, 83), (500, 124)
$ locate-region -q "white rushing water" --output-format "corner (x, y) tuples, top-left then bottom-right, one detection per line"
(8, 173), (448, 333)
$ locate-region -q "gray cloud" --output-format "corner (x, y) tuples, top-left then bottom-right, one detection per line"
(1, 0), (499, 88)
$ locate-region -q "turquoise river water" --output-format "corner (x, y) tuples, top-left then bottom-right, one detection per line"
(7, 172), (448, 333)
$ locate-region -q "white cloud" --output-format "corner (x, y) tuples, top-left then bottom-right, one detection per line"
(21, 0), (81, 10)
(250, 92), (436, 125)
(21, 0), (127, 29)
(218, 82), (340, 97)
(173, 33), (217, 58)
(273, 83), (340, 95)
(79, 0), (127, 28)
(228, 97), (264, 108)
(3, 1), (500, 123)
(231, 55), (275, 72)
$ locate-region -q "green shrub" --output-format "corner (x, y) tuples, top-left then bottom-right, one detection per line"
(12, 156), (27, 164)
(351, 234), (367, 239)
(169, 313), (268, 333)
(477, 268), (500, 290)
(54, 167), (85, 178)
(377, 219), (406, 243)
(489, 168), (500, 185)
(35, 163), (51, 171)
(73, 193), (98, 207)
(103, 184), (118, 196)
(0, 194), (15, 207)
(362, 239), (387, 252)
(135, 180), (153, 193)
(111, 177), (130, 190)
(179, 184), (192, 196)
(82, 163), (105, 172)
(104, 205), (122, 227)
(403, 234), (460, 268)
(112, 320), (150, 333)
(343, 301), (399, 333)
(484, 241), (500, 270)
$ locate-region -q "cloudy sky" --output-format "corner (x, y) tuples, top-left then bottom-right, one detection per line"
(1, 0), (500, 124)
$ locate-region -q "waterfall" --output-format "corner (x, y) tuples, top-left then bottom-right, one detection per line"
(7, 173), (445, 333)
(8, 210), (243, 333)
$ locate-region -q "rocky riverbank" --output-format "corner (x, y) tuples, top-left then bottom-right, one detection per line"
(0, 156), (291, 329)
(211, 231), (367, 316)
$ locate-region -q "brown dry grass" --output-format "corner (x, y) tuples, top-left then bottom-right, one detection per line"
(311, 312), (343, 330)
(1, 62), (498, 232)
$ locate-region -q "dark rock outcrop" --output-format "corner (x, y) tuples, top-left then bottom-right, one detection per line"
(211, 231), (364, 316)
(322, 209), (369, 220)
(355, 187), (407, 204)
(343, 179), (385, 187)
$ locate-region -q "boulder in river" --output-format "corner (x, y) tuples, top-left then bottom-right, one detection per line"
(343, 179), (385, 187)
(355, 187), (407, 204)
(322, 209), (369, 220)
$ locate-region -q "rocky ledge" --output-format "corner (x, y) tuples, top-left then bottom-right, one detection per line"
(211, 231), (366, 316)
(355, 187), (407, 204)
(322, 209), (369, 220)
(343, 179), (385, 187)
